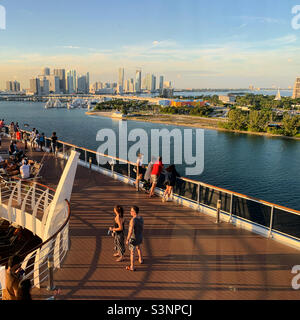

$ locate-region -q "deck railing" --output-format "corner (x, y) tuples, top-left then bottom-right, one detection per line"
(39, 134), (300, 243)
(6, 126), (300, 243)
(0, 177), (70, 298)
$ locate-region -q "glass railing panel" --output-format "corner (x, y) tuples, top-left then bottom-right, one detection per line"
(232, 196), (271, 227)
(114, 161), (130, 177)
(173, 178), (198, 202)
(272, 208), (300, 239)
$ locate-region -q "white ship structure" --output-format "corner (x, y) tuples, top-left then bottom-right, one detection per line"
(45, 98), (66, 109)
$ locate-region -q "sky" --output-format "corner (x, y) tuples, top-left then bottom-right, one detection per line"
(0, 0), (300, 89)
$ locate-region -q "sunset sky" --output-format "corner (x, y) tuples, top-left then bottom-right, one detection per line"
(0, 0), (300, 89)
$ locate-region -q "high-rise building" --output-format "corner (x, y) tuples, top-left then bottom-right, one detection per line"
(39, 77), (50, 95)
(29, 78), (41, 95)
(118, 68), (124, 94)
(292, 77), (300, 99)
(135, 69), (142, 93)
(77, 75), (88, 94)
(53, 69), (66, 94)
(66, 70), (77, 94)
(42, 67), (50, 76)
(151, 75), (156, 93)
(86, 72), (90, 94)
(159, 76), (164, 94)
(66, 70), (77, 93)
(145, 73), (151, 91)
(6, 80), (21, 92)
(49, 75), (60, 94)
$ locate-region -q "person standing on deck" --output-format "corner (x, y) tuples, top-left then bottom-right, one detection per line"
(149, 156), (164, 198)
(51, 132), (58, 156)
(126, 206), (144, 271)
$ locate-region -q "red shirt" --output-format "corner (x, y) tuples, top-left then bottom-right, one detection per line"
(151, 161), (163, 176)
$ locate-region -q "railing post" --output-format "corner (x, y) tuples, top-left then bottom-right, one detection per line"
(85, 150), (87, 164)
(197, 184), (200, 204)
(228, 193), (233, 223)
(111, 159), (114, 175)
(216, 199), (221, 224)
(128, 163), (130, 178)
(47, 254), (56, 291)
(268, 205), (274, 238)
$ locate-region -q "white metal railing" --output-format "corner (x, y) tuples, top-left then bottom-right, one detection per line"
(0, 178), (70, 299)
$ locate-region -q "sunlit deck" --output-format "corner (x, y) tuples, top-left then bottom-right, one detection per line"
(3, 137), (300, 300)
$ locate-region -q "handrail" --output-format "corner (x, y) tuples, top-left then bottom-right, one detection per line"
(178, 176), (300, 215)
(5, 124), (300, 241)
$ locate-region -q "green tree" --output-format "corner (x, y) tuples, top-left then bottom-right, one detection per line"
(227, 109), (249, 131)
(282, 114), (300, 136)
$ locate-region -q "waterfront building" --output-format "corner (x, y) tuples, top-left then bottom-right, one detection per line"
(145, 73), (151, 91)
(39, 77), (50, 95)
(77, 75), (88, 94)
(66, 70), (77, 94)
(159, 76), (164, 94)
(66, 70), (77, 93)
(29, 78), (41, 96)
(292, 77), (300, 99)
(86, 72), (90, 94)
(118, 68), (124, 94)
(49, 75), (60, 94)
(53, 69), (66, 94)
(135, 69), (142, 93)
(162, 88), (174, 98)
(151, 74), (156, 93)
(6, 80), (21, 92)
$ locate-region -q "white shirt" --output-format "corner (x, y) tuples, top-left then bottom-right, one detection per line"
(20, 164), (30, 179)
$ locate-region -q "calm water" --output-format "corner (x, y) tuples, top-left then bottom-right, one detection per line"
(0, 101), (299, 210)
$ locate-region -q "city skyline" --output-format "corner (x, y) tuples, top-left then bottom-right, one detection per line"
(1, 0), (300, 89)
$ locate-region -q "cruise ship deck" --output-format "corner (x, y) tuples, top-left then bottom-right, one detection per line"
(2, 137), (300, 300)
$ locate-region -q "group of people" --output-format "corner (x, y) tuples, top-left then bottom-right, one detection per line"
(109, 205), (144, 271)
(135, 154), (180, 202)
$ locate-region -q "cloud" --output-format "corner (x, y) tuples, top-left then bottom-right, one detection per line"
(61, 45), (81, 49)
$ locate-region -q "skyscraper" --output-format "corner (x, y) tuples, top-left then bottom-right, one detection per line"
(53, 69), (66, 94)
(66, 70), (77, 94)
(6, 80), (20, 92)
(135, 69), (142, 93)
(86, 72), (90, 94)
(159, 76), (164, 94)
(292, 77), (300, 99)
(151, 75), (156, 93)
(118, 68), (124, 94)
(29, 78), (41, 95)
(49, 75), (60, 94)
(77, 75), (88, 94)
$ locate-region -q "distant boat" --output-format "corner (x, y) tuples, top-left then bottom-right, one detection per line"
(67, 98), (88, 109)
(45, 98), (65, 109)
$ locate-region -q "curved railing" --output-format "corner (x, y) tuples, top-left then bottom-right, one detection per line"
(0, 178), (71, 298)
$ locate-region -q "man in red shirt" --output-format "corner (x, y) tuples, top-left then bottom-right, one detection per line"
(149, 156), (163, 197)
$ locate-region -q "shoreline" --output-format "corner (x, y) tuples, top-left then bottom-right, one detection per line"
(86, 111), (300, 141)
